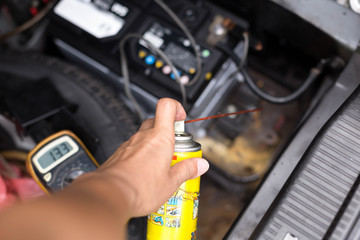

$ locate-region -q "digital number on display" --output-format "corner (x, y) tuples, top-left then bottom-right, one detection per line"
(33, 136), (79, 173)
(37, 142), (73, 169)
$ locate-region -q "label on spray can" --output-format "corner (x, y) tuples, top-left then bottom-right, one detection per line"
(147, 132), (201, 240)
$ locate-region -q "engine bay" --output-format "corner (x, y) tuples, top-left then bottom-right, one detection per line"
(0, 0), (360, 239)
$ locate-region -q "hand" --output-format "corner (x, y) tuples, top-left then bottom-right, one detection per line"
(73, 98), (209, 218)
(0, 98), (209, 240)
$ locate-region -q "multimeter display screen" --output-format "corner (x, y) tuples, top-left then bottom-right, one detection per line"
(38, 141), (73, 169)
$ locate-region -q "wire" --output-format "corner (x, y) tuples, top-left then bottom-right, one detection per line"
(0, 151), (28, 162)
(225, 31), (250, 81)
(119, 33), (187, 121)
(119, 0), (202, 120)
(241, 65), (325, 104)
(238, 32), (249, 69)
(216, 43), (327, 104)
(154, 0), (202, 86)
(0, 0), (56, 43)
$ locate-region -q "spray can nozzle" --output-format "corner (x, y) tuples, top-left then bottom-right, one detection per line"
(174, 120), (185, 134)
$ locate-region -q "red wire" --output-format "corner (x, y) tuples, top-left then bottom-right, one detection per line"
(185, 108), (263, 124)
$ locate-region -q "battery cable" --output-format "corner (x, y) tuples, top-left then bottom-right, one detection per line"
(215, 43), (328, 104)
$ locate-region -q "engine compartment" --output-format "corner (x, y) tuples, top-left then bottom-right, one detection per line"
(0, 0), (359, 239)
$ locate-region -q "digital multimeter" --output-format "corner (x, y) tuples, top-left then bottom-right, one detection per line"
(26, 130), (99, 193)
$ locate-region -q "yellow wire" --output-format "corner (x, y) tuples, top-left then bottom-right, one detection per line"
(0, 150), (28, 162)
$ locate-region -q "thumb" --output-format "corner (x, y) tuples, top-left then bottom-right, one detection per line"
(170, 158), (209, 186)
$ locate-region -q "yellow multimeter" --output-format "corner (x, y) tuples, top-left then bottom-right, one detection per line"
(26, 130), (99, 194)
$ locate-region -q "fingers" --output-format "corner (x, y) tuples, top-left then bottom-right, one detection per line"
(139, 98), (186, 133)
(154, 98), (186, 131)
(138, 118), (155, 131)
(169, 158), (209, 186)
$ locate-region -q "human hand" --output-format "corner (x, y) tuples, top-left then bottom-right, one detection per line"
(0, 98), (209, 240)
(73, 98), (209, 219)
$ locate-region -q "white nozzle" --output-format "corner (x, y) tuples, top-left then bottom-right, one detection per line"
(174, 120), (185, 133)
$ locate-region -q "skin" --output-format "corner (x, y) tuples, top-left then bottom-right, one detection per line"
(0, 98), (209, 240)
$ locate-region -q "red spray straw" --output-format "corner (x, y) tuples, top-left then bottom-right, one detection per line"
(185, 108), (263, 124)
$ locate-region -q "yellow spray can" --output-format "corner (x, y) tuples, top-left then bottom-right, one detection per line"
(147, 121), (202, 240)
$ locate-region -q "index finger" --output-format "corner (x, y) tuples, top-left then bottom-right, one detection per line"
(154, 98), (187, 131)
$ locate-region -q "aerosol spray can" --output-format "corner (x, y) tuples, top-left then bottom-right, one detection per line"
(147, 121), (202, 240)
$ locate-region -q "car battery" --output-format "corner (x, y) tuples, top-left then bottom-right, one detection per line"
(49, 0), (248, 105)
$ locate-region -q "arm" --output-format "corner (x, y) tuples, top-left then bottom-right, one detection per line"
(0, 98), (209, 240)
